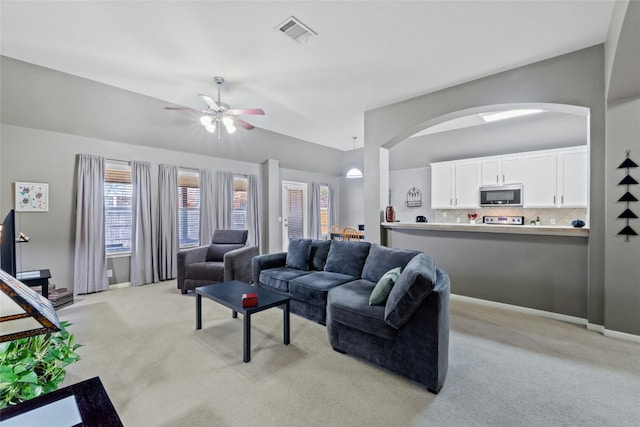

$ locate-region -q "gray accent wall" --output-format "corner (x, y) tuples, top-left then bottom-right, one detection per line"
(364, 45), (608, 330)
(385, 228), (589, 318)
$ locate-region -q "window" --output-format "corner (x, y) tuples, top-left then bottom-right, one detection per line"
(232, 176), (248, 230)
(105, 162), (132, 255)
(320, 184), (329, 237)
(178, 170), (200, 248)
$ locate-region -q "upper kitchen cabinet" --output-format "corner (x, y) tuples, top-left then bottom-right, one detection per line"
(455, 160), (481, 208)
(480, 156), (522, 186)
(431, 162), (455, 209)
(430, 160), (480, 209)
(558, 147), (588, 207)
(523, 146), (588, 208)
(523, 152), (558, 207)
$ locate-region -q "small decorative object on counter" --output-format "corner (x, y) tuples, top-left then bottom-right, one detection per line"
(571, 219), (586, 228)
(535, 216), (541, 226)
(242, 293), (258, 308)
(416, 215), (428, 223)
(385, 205), (396, 222)
(467, 213), (477, 224)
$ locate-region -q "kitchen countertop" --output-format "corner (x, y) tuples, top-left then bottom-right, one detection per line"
(381, 221), (589, 237)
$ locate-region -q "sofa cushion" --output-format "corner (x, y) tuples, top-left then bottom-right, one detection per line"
(309, 240), (331, 271)
(259, 267), (311, 293)
(328, 280), (398, 341)
(384, 253), (437, 329)
(185, 261), (225, 282)
(369, 267), (401, 306)
(206, 244), (243, 262)
(324, 241), (371, 278)
(361, 244), (421, 283)
(289, 271), (357, 307)
(286, 238), (312, 271)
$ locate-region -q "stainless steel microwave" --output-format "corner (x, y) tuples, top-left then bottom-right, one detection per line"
(480, 185), (523, 206)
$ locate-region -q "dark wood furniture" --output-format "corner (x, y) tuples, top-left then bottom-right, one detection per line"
(195, 280), (290, 363)
(16, 268), (51, 299)
(0, 376), (122, 426)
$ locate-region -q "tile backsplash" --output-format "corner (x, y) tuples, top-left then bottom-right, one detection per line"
(435, 207), (588, 227)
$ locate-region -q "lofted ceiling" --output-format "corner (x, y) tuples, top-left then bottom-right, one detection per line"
(0, 1), (616, 151)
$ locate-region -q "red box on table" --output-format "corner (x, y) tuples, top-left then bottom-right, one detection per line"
(242, 293), (258, 308)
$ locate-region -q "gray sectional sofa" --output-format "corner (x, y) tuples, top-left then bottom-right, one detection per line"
(251, 239), (450, 393)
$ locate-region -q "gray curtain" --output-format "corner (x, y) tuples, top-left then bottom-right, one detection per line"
(73, 154), (109, 295)
(216, 171), (234, 229)
(328, 184), (337, 234)
(131, 161), (158, 286)
(157, 164), (178, 280)
(246, 174), (260, 247)
(310, 182), (322, 239)
(199, 169), (216, 244)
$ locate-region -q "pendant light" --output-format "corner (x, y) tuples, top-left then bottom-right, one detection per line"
(346, 136), (363, 178)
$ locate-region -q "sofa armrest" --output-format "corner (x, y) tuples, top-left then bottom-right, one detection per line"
(251, 252), (287, 286)
(177, 245), (209, 288)
(224, 245), (260, 284)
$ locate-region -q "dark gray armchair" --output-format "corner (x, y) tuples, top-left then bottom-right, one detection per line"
(177, 229), (258, 294)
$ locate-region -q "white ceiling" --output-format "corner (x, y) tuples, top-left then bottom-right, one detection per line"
(0, 1), (615, 151)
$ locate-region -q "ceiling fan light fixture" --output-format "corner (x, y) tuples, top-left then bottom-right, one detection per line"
(200, 115), (213, 126)
(205, 123), (216, 133)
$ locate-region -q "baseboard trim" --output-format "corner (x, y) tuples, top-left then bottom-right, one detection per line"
(452, 294), (640, 343)
(109, 282), (131, 289)
(603, 329), (640, 344)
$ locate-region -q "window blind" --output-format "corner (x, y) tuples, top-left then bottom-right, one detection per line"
(232, 176), (248, 230)
(287, 188), (304, 240)
(178, 170), (200, 247)
(104, 163), (132, 254)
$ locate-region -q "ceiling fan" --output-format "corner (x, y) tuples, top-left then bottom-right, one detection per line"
(165, 76), (264, 138)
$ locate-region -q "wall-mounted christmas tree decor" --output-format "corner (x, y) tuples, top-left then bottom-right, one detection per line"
(617, 150), (638, 242)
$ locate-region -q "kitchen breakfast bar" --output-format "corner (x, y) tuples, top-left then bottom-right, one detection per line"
(381, 222), (589, 320)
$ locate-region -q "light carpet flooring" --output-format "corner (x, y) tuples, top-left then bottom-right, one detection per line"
(58, 280), (640, 426)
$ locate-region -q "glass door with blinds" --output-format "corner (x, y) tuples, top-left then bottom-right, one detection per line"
(282, 181), (307, 251)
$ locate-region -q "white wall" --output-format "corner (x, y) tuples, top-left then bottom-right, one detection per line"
(389, 167), (431, 222)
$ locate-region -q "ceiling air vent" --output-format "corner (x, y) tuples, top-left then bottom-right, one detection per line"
(276, 16), (317, 44)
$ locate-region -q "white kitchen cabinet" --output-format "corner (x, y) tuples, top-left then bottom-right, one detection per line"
(431, 160), (479, 209)
(523, 152), (557, 207)
(455, 161), (480, 208)
(480, 156), (522, 186)
(431, 162), (454, 208)
(558, 147), (588, 207)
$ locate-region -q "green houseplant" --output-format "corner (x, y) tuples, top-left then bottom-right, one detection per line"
(0, 321), (81, 409)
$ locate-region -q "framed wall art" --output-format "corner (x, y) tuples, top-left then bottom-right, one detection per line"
(15, 182), (49, 212)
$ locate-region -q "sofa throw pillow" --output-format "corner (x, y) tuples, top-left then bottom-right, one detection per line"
(309, 240), (331, 271)
(369, 267), (401, 306)
(206, 243), (244, 262)
(384, 253), (437, 329)
(361, 244), (421, 283)
(286, 238), (312, 271)
(323, 241), (371, 278)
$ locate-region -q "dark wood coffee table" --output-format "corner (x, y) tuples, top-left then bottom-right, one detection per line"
(195, 280), (290, 363)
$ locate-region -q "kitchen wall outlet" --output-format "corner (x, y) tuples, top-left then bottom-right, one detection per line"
(107, 269), (113, 278)
(550, 218), (556, 225)
(456, 217), (461, 223)
(442, 212), (447, 218)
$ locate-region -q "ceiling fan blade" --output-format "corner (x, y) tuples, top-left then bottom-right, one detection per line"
(227, 108), (265, 116)
(230, 117), (256, 130)
(198, 94), (220, 111)
(164, 106), (199, 112)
